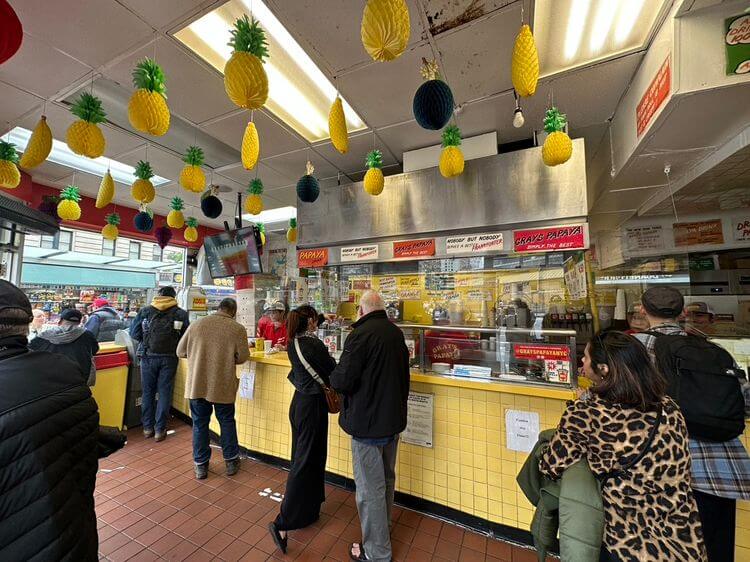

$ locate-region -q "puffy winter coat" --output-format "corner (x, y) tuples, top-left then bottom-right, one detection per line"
(0, 340), (100, 561)
(85, 306), (126, 342)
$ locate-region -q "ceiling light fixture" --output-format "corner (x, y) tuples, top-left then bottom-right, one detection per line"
(7, 127), (170, 186)
(175, 0), (366, 143)
(589, 1), (619, 53)
(242, 205), (296, 225)
(614, 0), (646, 44)
(564, 0), (590, 61)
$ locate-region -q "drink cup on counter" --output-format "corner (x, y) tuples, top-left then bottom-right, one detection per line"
(255, 338), (265, 353)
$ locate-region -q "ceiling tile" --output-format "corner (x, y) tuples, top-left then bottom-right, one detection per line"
(118, 0), (211, 31)
(10, 0), (154, 68)
(314, 133), (399, 176)
(263, 151), (340, 188)
(217, 162), (295, 190)
(0, 82), (40, 126)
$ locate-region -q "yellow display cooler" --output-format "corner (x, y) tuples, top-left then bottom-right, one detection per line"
(90, 343), (130, 430)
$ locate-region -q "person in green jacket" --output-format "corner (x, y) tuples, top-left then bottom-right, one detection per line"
(539, 332), (706, 562)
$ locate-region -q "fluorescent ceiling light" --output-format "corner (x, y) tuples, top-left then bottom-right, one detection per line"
(536, 0), (668, 76)
(242, 205), (296, 225)
(175, 0), (366, 143)
(7, 127), (170, 187)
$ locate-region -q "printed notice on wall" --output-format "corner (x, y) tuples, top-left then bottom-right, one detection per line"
(625, 225), (666, 253)
(563, 253), (587, 300)
(402, 392), (434, 448)
(239, 362), (256, 400)
(505, 409), (540, 453)
(733, 216), (750, 242)
(341, 244), (379, 262)
(446, 233), (504, 254)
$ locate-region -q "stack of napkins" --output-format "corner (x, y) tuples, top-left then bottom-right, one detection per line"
(453, 364), (492, 377)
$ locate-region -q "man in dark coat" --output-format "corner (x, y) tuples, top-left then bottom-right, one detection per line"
(29, 308), (100, 385)
(330, 290), (410, 562)
(85, 297), (126, 342)
(0, 280), (99, 561)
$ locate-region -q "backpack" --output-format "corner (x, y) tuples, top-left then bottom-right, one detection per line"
(94, 310), (127, 342)
(143, 307), (182, 355)
(648, 332), (746, 441)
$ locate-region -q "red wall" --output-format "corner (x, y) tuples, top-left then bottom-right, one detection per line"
(13, 172), (220, 248)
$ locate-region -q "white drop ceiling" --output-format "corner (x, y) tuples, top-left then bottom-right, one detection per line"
(0, 0), (688, 231)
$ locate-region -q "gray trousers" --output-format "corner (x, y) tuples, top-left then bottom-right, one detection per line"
(351, 437), (399, 562)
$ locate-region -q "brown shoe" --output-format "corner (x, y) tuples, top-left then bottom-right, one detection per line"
(143, 428), (154, 439)
(154, 431), (166, 442)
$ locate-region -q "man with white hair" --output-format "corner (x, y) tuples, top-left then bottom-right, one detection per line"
(330, 290), (410, 562)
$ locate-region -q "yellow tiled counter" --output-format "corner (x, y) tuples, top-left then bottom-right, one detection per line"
(171, 352), (750, 559)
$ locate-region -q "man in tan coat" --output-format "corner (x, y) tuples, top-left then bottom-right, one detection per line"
(177, 298), (249, 479)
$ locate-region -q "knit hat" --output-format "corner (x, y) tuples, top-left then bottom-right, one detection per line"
(0, 280), (33, 324)
(94, 297), (110, 308)
(641, 287), (684, 319)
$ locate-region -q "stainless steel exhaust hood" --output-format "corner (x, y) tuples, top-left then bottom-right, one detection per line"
(0, 194), (60, 235)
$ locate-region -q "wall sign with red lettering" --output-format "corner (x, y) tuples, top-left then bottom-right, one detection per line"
(513, 224), (588, 253)
(636, 56), (671, 137)
(393, 239), (436, 258)
(297, 248), (329, 268)
(341, 244), (379, 262)
(513, 344), (571, 384)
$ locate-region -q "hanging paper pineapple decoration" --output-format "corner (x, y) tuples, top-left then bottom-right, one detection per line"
(244, 178), (264, 215)
(258, 223), (266, 246)
(184, 217), (199, 243)
(19, 115), (52, 168)
(413, 59), (454, 130)
(224, 15), (269, 110)
(155, 225), (172, 249)
(201, 186), (223, 219)
(66, 92), (107, 158)
(57, 186), (82, 221)
(131, 160), (155, 203)
(134, 206), (154, 233)
(364, 150), (384, 196)
(542, 107), (573, 167)
(296, 161), (320, 203)
(329, 97), (348, 154)
(242, 121), (260, 170)
(167, 197), (185, 228)
(95, 171), (115, 209)
(102, 213), (120, 241)
(179, 146), (205, 193)
(128, 58), (170, 136)
(511, 25), (539, 98)
(0, 141), (20, 189)
(286, 218), (297, 243)
(361, 0), (410, 62)
(439, 125), (464, 178)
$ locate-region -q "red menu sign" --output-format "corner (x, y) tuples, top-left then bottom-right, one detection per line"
(297, 248), (329, 268)
(636, 56), (671, 137)
(513, 224), (587, 253)
(513, 344), (570, 362)
(393, 239), (435, 258)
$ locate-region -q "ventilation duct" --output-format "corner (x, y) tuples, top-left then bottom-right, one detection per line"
(0, 194), (60, 235)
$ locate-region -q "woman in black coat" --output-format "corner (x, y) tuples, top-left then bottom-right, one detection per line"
(268, 305), (336, 553)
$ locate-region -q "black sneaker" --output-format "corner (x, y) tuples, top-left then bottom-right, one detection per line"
(154, 431), (166, 442)
(194, 463), (208, 480)
(143, 428), (154, 439)
(226, 458), (240, 476)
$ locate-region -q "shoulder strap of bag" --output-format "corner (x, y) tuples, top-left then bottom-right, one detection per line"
(601, 404), (663, 483)
(294, 337), (327, 388)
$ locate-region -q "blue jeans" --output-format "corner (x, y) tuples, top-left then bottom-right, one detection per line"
(189, 398), (239, 465)
(140, 355), (178, 433)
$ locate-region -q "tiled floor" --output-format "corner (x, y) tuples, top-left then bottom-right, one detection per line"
(96, 421), (546, 562)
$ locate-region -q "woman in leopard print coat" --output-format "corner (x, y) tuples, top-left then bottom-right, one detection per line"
(540, 331), (706, 562)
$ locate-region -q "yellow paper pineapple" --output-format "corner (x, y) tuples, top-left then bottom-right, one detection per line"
(128, 58), (170, 136)
(329, 96), (348, 154)
(241, 121), (260, 170)
(167, 197), (185, 229)
(95, 171), (115, 208)
(511, 24), (539, 98)
(57, 186), (82, 221)
(244, 178), (264, 215)
(131, 160), (156, 203)
(361, 0), (410, 62)
(184, 217), (199, 243)
(542, 107), (573, 167)
(102, 213), (120, 241)
(66, 92), (107, 158)
(19, 115), (52, 168)
(0, 141), (21, 189)
(439, 125), (464, 178)
(286, 218), (298, 243)
(224, 16), (269, 110)
(179, 146), (206, 193)
(364, 149), (384, 196)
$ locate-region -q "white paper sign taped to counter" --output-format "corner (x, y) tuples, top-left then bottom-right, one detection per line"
(239, 362), (256, 400)
(402, 392), (434, 448)
(505, 409), (540, 453)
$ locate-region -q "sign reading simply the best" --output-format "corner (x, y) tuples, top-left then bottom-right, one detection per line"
(393, 239), (435, 258)
(340, 244), (379, 262)
(445, 232), (504, 254)
(513, 224), (587, 253)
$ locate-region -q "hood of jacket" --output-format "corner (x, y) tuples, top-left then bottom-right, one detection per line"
(38, 325), (87, 344)
(151, 296), (178, 311)
(94, 306), (119, 317)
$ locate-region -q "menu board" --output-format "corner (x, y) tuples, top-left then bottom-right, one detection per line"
(402, 392), (434, 448)
(626, 225), (666, 253)
(673, 220), (724, 247)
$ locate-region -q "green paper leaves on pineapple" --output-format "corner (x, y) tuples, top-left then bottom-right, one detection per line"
(170, 196), (184, 211)
(0, 141), (19, 164)
(70, 92), (107, 124)
(442, 125), (461, 148)
(289, 218), (297, 228)
(61, 185), (81, 202)
(366, 149), (383, 169)
(132, 57), (167, 98)
(229, 15), (269, 61)
(543, 107), (567, 134)
(248, 177), (264, 195)
(183, 146), (204, 166)
(106, 212), (121, 226)
(186, 217), (198, 228)
(134, 160), (154, 180)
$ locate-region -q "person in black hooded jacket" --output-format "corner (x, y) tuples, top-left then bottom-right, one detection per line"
(0, 280), (99, 562)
